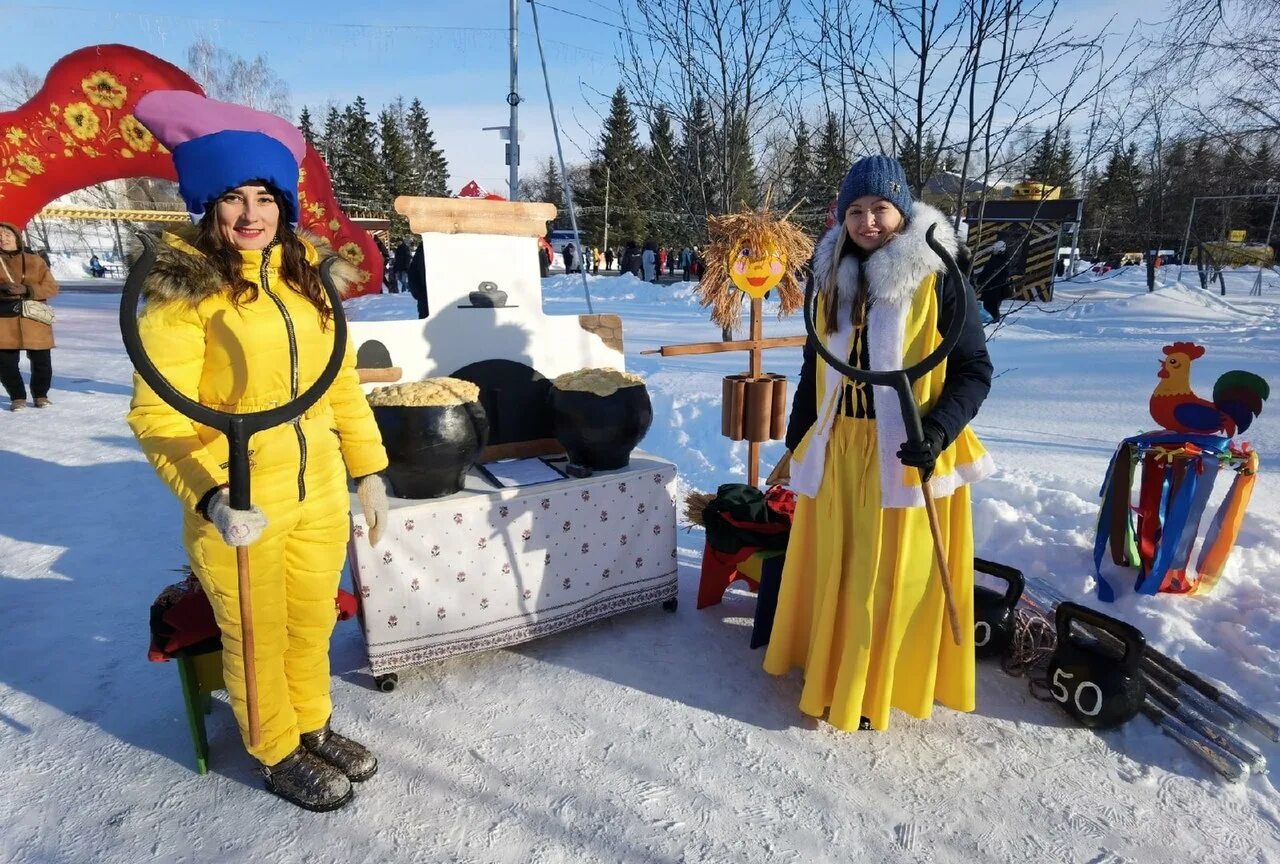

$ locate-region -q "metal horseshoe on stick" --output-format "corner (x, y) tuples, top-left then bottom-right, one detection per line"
(802, 225), (968, 646)
(121, 233), (349, 746)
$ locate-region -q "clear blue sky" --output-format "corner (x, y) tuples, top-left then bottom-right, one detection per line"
(4, 0), (625, 194)
(6, 0), (1163, 196)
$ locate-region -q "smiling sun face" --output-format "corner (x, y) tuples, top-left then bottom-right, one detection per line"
(729, 241), (787, 299)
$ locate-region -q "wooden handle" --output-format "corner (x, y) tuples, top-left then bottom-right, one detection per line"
(640, 335), (807, 357)
(920, 479), (963, 646)
(236, 545), (261, 748)
(357, 367), (403, 384)
(766, 450), (792, 487)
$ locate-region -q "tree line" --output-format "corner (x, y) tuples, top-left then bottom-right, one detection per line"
(298, 97), (450, 241)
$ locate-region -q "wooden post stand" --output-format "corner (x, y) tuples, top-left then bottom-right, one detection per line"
(643, 298), (804, 486)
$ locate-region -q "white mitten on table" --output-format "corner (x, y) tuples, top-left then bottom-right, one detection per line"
(356, 474), (389, 546)
(205, 488), (268, 547)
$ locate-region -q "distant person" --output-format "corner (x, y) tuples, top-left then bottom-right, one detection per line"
(642, 242), (657, 282)
(679, 246), (692, 280)
(392, 240), (412, 293)
(604, 247), (614, 272)
(374, 235), (392, 291)
(88, 253), (107, 278)
(563, 243), (578, 274)
(538, 242), (551, 278)
(657, 247), (667, 277)
(621, 241), (639, 277)
(0, 221), (58, 411)
(667, 248), (676, 276)
(407, 243), (429, 319)
(978, 240), (1012, 322)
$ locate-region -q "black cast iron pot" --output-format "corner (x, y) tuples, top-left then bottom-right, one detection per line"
(550, 382), (653, 471)
(373, 401), (489, 498)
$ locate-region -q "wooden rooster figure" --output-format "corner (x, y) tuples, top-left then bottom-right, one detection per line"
(1149, 342), (1269, 436)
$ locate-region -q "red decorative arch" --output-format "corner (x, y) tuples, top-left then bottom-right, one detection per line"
(0, 44), (382, 294)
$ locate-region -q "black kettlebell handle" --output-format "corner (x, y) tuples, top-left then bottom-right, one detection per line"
(973, 558), (1025, 607)
(1055, 602), (1146, 671)
(120, 233), (349, 511)
(802, 224), (968, 452)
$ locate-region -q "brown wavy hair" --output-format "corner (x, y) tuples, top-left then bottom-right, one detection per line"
(194, 184), (333, 329)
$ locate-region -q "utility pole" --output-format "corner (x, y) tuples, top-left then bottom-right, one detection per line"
(602, 165), (610, 255)
(507, 0), (521, 199)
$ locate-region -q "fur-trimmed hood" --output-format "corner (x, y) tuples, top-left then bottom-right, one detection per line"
(812, 201), (960, 309)
(133, 224), (362, 306)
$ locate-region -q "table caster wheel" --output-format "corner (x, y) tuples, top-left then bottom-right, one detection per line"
(374, 672), (398, 692)
(663, 598), (678, 613)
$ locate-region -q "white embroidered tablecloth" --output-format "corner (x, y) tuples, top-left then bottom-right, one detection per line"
(348, 453), (678, 672)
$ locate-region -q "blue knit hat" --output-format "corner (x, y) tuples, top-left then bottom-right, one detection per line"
(836, 155), (913, 223)
(134, 91), (306, 224)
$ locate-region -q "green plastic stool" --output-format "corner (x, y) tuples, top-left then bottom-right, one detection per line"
(175, 649), (224, 775)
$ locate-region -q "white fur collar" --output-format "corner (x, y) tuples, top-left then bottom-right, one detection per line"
(812, 201), (959, 309)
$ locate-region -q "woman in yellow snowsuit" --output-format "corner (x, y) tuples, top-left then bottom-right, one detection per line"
(764, 156), (994, 731)
(127, 91), (389, 811)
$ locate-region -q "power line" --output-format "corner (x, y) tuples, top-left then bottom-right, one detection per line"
(530, 0), (646, 36)
(5, 4), (509, 32)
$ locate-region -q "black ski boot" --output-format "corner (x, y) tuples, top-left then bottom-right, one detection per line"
(262, 746), (353, 812)
(301, 721), (378, 782)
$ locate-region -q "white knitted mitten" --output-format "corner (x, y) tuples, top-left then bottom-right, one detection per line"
(205, 488), (268, 547)
(356, 474), (389, 546)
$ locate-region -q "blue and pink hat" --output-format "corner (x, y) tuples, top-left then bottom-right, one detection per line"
(134, 91), (306, 224)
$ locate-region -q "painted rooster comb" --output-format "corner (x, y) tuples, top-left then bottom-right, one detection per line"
(1163, 342), (1206, 360)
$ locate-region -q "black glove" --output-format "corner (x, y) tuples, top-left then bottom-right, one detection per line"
(896, 423), (946, 481)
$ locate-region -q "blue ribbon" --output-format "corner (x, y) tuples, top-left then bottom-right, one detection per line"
(1095, 431), (1232, 601)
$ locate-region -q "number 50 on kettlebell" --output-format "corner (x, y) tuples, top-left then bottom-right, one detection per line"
(1046, 602), (1147, 729)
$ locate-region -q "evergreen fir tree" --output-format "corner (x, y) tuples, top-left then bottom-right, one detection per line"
(814, 113), (847, 210)
(1054, 132), (1075, 197)
(341, 97), (382, 209)
(722, 111), (758, 211)
(786, 117), (813, 210)
(647, 105), (678, 242)
(405, 98), (449, 197)
(898, 132), (920, 193)
(582, 85), (645, 247)
(542, 156), (564, 210)
(677, 96), (716, 241)
(1027, 130), (1056, 185)
(298, 106), (316, 148)
(378, 101), (414, 239)
(320, 105), (350, 199)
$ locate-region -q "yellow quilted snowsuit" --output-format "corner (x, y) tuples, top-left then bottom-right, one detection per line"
(128, 230), (387, 765)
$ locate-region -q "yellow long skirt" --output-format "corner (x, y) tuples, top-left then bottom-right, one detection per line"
(763, 416), (976, 731)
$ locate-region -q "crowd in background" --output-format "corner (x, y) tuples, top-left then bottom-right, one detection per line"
(547, 240), (706, 283)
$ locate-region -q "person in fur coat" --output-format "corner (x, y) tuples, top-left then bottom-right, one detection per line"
(126, 91), (389, 811)
(763, 155), (994, 731)
(0, 221), (59, 410)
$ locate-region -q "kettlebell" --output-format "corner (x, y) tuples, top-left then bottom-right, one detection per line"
(1046, 602), (1146, 729)
(972, 558), (1024, 660)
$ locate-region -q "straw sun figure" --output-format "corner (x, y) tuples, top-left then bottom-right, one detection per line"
(695, 206), (815, 333)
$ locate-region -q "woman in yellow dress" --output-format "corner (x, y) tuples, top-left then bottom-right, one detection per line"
(764, 155), (994, 731)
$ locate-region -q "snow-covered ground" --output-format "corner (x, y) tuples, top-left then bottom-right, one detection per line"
(2, 266), (1279, 863)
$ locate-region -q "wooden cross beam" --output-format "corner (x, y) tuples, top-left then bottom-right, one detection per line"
(642, 297), (807, 487)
